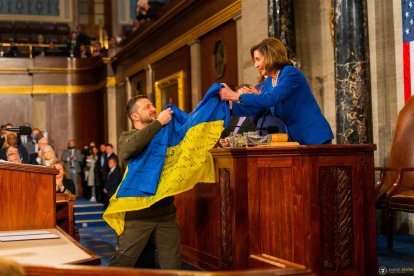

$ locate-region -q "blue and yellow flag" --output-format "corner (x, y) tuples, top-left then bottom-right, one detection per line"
(103, 83), (229, 235)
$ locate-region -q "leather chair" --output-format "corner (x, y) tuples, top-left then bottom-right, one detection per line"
(375, 96), (414, 249)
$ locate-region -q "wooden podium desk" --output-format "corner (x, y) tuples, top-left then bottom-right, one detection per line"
(176, 145), (377, 276)
(0, 162), (99, 266)
(56, 193), (78, 240)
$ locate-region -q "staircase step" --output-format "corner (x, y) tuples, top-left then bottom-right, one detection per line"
(74, 212), (104, 221)
(75, 219), (107, 228)
(73, 199), (107, 228)
(74, 205), (105, 212)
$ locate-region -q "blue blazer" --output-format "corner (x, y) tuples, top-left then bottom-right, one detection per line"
(232, 65), (333, 145)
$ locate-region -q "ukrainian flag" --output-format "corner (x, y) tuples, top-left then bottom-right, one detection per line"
(103, 83), (229, 235)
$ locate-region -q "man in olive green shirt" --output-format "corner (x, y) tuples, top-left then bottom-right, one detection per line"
(109, 95), (181, 269)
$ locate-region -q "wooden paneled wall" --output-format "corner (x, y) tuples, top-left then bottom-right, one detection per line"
(152, 46), (192, 112)
(201, 20), (238, 95)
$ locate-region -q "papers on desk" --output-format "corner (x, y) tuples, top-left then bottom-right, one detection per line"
(0, 230), (59, 242)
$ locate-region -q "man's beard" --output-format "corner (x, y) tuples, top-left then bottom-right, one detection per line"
(139, 114), (156, 124)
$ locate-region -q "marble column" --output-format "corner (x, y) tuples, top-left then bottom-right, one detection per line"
(188, 40), (202, 110)
(268, 0), (296, 58)
(333, 0), (372, 144)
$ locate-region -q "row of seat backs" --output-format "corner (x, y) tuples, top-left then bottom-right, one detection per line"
(1, 33), (66, 44)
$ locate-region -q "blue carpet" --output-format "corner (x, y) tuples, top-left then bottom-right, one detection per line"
(377, 235), (414, 275)
(79, 225), (116, 266)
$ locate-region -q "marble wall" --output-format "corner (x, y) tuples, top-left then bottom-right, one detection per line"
(238, 0), (268, 85)
(294, 0), (336, 142)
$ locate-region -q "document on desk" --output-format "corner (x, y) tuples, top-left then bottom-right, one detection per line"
(0, 230), (59, 242)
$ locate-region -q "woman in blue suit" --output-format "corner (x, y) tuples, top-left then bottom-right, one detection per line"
(220, 37), (333, 145)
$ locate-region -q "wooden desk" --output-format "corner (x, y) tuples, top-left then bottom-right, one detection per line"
(0, 162), (100, 265)
(175, 145), (377, 275)
(56, 193), (79, 241)
(0, 228), (99, 266)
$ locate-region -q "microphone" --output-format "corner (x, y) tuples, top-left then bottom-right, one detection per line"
(1, 126), (32, 135)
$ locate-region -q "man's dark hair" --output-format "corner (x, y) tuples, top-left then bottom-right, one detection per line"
(106, 143), (113, 148)
(126, 95), (149, 120)
(108, 155), (118, 164)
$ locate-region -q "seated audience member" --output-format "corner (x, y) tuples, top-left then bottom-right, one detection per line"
(92, 42), (107, 57)
(4, 43), (22, 57)
(66, 31), (80, 57)
(30, 136), (48, 164)
(52, 160), (76, 195)
(104, 156), (122, 199)
(79, 43), (91, 58)
(7, 152), (21, 163)
(0, 124), (6, 148)
(45, 42), (64, 57)
(0, 133), (29, 163)
(5, 146), (21, 163)
(33, 34), (47, 57)
(0, 123), (13, 148)
(40, 144), (58, 166)
(108, 35), (122, 57)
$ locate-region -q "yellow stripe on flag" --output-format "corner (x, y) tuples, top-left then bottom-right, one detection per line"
(103, 120), (224, 235)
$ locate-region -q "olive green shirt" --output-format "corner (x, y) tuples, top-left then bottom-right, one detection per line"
(118, 120), (176, 220)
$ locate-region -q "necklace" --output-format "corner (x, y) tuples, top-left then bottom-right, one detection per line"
(271, 70), (280, 87)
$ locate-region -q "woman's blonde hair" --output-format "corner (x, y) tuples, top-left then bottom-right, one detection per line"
(41, 144), (58, 165)
(250, 37), (293, 81)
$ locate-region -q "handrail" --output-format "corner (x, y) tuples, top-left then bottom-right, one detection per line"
(0, 42), (66, 58)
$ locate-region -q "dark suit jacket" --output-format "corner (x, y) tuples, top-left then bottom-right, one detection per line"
(220, 116), (256, 138)
(56, 178), (76, 195)
(95, 152), (107, 186)
(105, 166), (122, 198)
(104, 152), (118, 172)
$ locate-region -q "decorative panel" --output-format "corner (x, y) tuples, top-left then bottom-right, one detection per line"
(319, 166), (354, 271)
(0, 0), (72, 22)
(219, 168), (233, 265)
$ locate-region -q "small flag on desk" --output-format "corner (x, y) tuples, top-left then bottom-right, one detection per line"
(103, 83), (229, 235)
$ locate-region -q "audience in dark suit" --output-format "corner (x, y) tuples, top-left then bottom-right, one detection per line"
(104, 156), (122, 202)
(95, 143), (107, 203)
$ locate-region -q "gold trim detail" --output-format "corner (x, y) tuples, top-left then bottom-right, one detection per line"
(107, 77), (116, 88)
(154, 71), (185, 113)
(118, 0), (241, 82)
(0, 81), (107, 95)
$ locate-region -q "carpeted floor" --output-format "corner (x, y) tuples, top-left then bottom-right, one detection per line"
(79, 225), (116, 266)
(377, 235), (414, 275)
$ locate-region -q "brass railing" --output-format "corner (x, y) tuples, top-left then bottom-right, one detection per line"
(0, 42), (67, 58)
